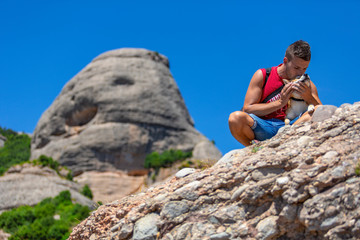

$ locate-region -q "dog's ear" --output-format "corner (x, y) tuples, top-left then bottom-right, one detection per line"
(304, 74), (310, 81)
(305, 75), (311, 86)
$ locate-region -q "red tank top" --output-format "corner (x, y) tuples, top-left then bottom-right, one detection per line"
(260, 64), (287, 120)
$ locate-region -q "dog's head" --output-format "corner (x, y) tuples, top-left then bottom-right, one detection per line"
(283, 74), (311, 99)
(283, 74), (310, 85)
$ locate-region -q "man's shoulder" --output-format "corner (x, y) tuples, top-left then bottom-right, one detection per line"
(258, 66), (276, 76)
(258, 66), (275, 84)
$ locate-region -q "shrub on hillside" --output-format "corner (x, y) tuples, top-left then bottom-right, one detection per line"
(32, 155), (73, 181)
(144, 149), (192, 170)
(0, 190), (91, 240)
(34, 155), (60, 170)
(0, 126), (31, 175)
(81, 184), (93, 200)
(0, 126), (73, 180)
(0, 126), (17, 138)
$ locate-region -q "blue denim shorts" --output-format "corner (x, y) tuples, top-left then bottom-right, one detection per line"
(249, 114), (301, 141)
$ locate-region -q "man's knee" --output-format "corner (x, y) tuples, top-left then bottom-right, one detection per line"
(229, 111), (255, 145)
(229, 111), (252, 127)
(229, 111), (244, 124)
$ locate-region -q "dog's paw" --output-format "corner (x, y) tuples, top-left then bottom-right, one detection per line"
(307, 104), (315, 113)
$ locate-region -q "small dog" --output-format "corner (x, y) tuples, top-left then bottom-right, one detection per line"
(283, 74), (315, 125)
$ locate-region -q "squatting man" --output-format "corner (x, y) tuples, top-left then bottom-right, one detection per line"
(229, 40), (322, 146)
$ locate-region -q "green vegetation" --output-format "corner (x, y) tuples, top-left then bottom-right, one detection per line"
(0, 127), (92, 239)
(251, 145), (263, 153)
(33, 155), (60, 171)
(0, 127), (17, 137)
(0, 126), (73, 180)
(0, 190), (90, 240)
(144, 149), (192, 170)
(0, 126), (31, 175)
(356, 160), (360, 176)
(81, 184), (93, 200)
(31, 155), (73, 181)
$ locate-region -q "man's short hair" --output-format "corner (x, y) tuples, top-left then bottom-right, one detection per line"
(285, 40), (311, 61)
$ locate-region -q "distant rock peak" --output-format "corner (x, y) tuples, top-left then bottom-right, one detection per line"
(92, 48), (170, 68)
(31, 48), (221, 174)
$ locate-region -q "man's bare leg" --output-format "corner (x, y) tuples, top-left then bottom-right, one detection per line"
(228, 111), (255, 146)
(293, 105), (319, 125)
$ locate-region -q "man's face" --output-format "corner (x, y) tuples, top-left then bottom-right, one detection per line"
(284, 56), (310, 80)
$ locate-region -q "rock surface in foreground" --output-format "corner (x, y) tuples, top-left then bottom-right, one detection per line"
(31, 48), (221, 175)
(69, 102), (360, 240)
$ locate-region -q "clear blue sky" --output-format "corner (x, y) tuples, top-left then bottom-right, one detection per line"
(1, 1), (360, 155)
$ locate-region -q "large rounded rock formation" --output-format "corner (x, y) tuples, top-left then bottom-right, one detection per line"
(31, 48), (221, 175)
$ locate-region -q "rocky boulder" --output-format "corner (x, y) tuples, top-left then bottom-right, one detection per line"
(69, 102), (360, 240)
(73, 171), (146, 204)
(0, 230), (10, 240)
(31, 48), (222, 175)
(0, 134), (6, 148)
(0, 163), (96, 212)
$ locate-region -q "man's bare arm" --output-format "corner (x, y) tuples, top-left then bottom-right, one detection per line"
(242, 70), (293, 116)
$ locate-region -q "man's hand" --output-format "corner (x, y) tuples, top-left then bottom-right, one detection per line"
(278, 82), (294, 107)
(292, 82), (313, 102)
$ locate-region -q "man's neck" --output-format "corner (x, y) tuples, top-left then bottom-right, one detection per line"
(277, 64), (288, 79)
